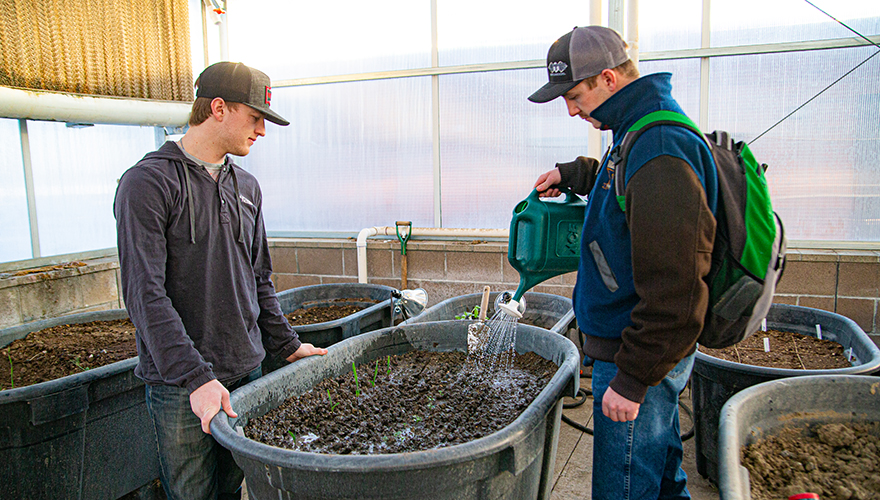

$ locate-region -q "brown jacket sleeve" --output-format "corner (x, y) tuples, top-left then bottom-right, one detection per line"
(556, 156), (600, 196)
(608, 155), (716, 404)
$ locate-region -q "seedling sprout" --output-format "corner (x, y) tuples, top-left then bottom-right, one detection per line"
(6, 351), (13, 389)
(352, 362), (360, 397)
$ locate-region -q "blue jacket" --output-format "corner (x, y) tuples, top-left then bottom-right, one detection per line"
(572, 73), (718, 402)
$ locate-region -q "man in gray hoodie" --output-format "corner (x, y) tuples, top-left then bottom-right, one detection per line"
(114, 62), (326, 500)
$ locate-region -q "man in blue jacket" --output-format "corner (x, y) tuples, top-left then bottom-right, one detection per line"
(529, 26), (718, 499)
(114, 62), (327, 500)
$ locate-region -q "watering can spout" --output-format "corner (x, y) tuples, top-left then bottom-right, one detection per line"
(501, 188), (585, 317)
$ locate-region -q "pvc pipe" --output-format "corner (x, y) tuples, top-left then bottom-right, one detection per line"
(356, 227), (509, 284)
(627, 0), (640, 64)
(0, 86), (191, 127)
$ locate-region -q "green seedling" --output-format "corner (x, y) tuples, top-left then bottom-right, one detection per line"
(72, 356), (89, 372)
(352, 362), (360, 398)
(372, 360), (379, 387)
(386, 355), (391, 374)
(412, 415), (422, 422)
(7, 351), (13, 389)
(287, 430), (297, 445)
(455, 305), (481, 320)
(326, 389), (338, 411)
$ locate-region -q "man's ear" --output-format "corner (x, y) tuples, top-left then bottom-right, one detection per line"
(210, 97), (227, 121)
(601, 69), (619, 91)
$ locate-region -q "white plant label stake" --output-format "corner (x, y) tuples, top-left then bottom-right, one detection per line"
(763, 337), (770, 352)
(761, 318), (767, 331)
(815, 324), (823, 340)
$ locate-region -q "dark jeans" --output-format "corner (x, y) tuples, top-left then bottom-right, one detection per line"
(145, 367), (261, 500)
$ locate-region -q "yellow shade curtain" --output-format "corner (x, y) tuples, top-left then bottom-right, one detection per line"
(0, 0), (193, 101)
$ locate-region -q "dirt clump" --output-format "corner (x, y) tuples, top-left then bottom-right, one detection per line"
(0, 319), (137, 390)
(285, 299), (379, 326)
(245, 349), (557, 454)
(742, 421), (880, 500)
(699, 328), (851, 369)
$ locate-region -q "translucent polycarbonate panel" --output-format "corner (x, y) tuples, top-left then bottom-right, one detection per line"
(27, 122), (157, 257)
(0, 119), (32, 263)
(236, 79), (434, 233)
(709, 47), (880, 241)
(437, 0), (593, 66)
(438, 69), (590, 229)
(639, 0), (703, 52)
(637, 59), (701, 121)
(711, 0), (880, 47)
(226, 0), (431, 80)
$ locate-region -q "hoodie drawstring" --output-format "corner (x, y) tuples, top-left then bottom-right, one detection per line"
(230, 167), (245, 244)
(182, 160), (196, 244)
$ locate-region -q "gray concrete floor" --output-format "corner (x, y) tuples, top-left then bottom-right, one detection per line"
(550, 379), (719, 500)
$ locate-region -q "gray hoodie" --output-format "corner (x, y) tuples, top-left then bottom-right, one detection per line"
(114, 141), (301, 392)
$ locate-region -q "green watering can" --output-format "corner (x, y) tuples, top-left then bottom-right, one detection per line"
(498, 188), (586, 318)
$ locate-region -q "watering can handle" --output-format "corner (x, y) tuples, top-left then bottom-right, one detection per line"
(527, 187), (578, 204)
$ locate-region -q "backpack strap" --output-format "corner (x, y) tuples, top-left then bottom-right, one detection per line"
(612, 110), (712, 212)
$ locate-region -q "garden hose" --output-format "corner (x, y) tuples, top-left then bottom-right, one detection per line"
(560, 360), (695, 441)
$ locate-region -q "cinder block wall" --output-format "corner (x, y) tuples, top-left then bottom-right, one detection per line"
(0, 258), (123, 329)
(1, 240), (877, 340)
(268, 239), (880, 337)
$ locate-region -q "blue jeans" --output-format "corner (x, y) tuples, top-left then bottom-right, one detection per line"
(591, 353), (695, 500)
(145, 367), (261, 500)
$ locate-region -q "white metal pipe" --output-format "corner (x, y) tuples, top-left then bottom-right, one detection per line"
(356, 227), (509, 284)
(627, 0), (640, 64)
(0, 87), (191, 127)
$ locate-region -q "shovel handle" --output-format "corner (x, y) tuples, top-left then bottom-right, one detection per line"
(479, 286), (490, 321)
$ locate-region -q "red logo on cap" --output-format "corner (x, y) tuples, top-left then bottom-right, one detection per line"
(264, 86), (272, 105)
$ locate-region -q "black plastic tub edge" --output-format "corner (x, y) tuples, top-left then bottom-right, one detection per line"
(691, 304), (880, 484)
(404, 291), (576, 336)
(263, 283), (396, 374)
(212, 321), (580, 500)
(0, 309), (160, 500)
(717, 374), (880, 500)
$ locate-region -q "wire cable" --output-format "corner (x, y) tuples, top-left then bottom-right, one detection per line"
(750, 1), (880, 144)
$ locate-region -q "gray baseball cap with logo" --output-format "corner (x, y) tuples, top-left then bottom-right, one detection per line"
(528, 26), (629, 103)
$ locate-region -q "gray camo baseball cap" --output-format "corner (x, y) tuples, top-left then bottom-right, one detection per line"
(529, 26), (629, 103)
(195, 62), (289, 126)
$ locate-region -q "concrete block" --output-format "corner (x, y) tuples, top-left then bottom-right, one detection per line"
(775, 261), (837, 295)
(0, 287), (22, 329)
(406, 250), (446, 280)
(78, 270), (119, 308)
(771, 295), (798, 306)
(273, 274), (320, 292)
(366, 249), (395, 279)
(270, 247), (298, 274)
(836, 298), (876, 334)
(797, 295), (835, 313)
(342, 248), (358, 277)
(838, 262), (880, 298)
(19, 276), (80, 322)
(298, 248), (343, 276)
(445, 251), (503, 282)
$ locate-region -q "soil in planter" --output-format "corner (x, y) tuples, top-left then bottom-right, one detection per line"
(285, 298), (379, 326)
(0, 319), (137, 390)
(699, 329), (851, 370)
(742, 421), (880, 500)
(245, 349), (557, 454)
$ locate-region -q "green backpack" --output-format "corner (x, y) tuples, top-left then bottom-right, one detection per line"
(611, 110), (787, 349)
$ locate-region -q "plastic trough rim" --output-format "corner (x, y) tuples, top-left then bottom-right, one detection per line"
(210, 323), (580, 473)
(280, 283), (396, 333)
(695, 304), (880, 376)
